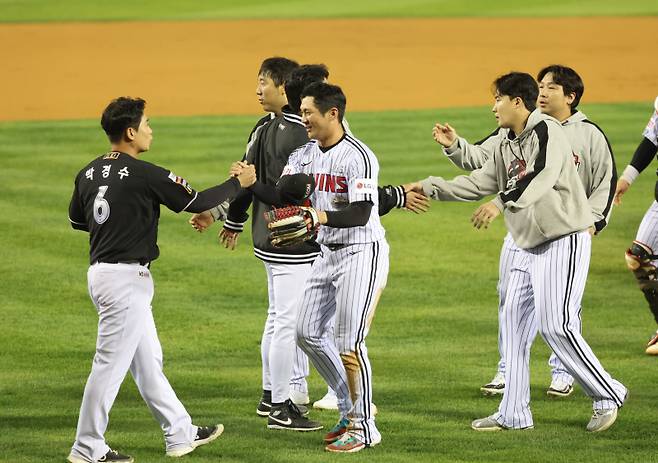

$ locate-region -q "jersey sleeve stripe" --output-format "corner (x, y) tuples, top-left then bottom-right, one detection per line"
(582, 120), (617, 232)
(345, 135), (372, 179)
(474, 127), (501, 146)
(68, 216), (86, 225)
(181, 192), (199, 212)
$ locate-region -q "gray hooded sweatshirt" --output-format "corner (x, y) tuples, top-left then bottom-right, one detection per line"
(421, 109), (593, 249)
(440, 110), (616, 234)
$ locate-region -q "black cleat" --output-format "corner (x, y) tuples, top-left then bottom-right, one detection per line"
(267, 400), (323, 431)
(257, 390), (272, 417)
(68, 448), (134, 463)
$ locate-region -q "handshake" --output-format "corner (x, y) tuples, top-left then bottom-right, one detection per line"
(230, 161), (257, 188)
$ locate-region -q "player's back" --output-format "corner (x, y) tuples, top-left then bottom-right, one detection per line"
(71, 152), (165, 265)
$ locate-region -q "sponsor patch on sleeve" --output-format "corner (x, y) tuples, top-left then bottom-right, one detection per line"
(353, 178), (377, 194)
(168, 171), (194, 195)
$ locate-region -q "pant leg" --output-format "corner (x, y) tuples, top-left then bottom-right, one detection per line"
(129, 274), (196, 454)
(496, 233), (520, 376)
(296, 248), (350, 417)
(332, 241), (389, 446)
(493, 250), (537, 429)
(634, 201), (658, 324)
(532, 233), (627, 410)
(70, 263), (152, 462)
(261, 263), (276, 392)
(267, 262), (312, 403)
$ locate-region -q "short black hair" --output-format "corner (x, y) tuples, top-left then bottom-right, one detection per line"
(537, 64), (584, 110)
(101, 97), (145, 143)
(285, 65), (329, 113)
(258, 57), (299, 87)
(493, 72), (538, 112)
(300, 82), (346, 122)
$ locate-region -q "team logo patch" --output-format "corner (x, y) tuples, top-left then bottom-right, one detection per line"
(506, 158), (527, 189)
(168, 171), (193, 195)
(572, 152), (581, 169)
(103, 151), (121, 160)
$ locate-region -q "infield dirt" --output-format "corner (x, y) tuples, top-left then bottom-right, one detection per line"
(1, 17), (656, 121)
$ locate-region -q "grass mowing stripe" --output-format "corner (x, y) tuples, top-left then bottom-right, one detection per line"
(0, 102), (656, 462)
(1, 0), (657, 22)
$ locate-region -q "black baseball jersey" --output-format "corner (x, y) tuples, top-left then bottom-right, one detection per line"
(68, 151), (240, 265)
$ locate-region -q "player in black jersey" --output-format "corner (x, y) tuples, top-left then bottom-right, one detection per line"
(66, 97), (255, 463)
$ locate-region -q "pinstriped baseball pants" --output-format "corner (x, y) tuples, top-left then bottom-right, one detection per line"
(493, 232), (627, 429)
(297, 240), (389, 445)
(496, 233), (575, 385)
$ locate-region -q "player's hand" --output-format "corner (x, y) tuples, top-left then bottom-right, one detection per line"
(229, 161), (249, 177)
(237, 164), (256, 188)
(405, 191), (430, 214)
(189, 211), (214, 232)
(402, 182), (424, 194)
(471, 201), (501, 229)
(614, 178), (630, 205)
(432, 122), (458, 148)
(219, 228), (240, 250)
(588, 226), (596, 236)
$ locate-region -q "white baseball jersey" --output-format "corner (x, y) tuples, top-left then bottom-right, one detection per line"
(642, 97), (658, 146)
(283, 134), (386, 245)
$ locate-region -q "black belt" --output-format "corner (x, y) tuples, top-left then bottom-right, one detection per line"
(324, 243), (348, 251)
(96, 260), (150, 267)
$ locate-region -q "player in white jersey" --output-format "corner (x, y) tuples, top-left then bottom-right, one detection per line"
(278, 82), (388, 452)
(410, 72), (626, 432)
(436, 65), (616, 397)
(614, 96), (658, 354)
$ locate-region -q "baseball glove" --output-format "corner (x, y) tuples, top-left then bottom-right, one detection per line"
(264, 206), (320, 247)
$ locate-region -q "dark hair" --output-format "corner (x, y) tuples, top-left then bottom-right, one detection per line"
(258, 57), (299, 87)
(492, 72), (538, 111)
(285, 64), (329, 113)
(300, 82), (346, 122)
(537, 64), (584, 110)
(101, 97), (146, 143)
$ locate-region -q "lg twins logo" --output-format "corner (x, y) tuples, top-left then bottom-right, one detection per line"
(314, 173), (348, 193)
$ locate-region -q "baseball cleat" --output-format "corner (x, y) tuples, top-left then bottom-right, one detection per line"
(324, 417), (350, 443)
(166, 424), (224, 457)
(313, 390), (339, 410)
(480, 372), (505, 396)
(325, 432), (366, 453)
(471, 415), (534, 431)
(645, 331), (658, 355)
(586, 408), (618, 432)
(547, 379), (574, 397)
(267, 400), (323, 431)
(68, 449), (134, 463)
(312, 390), (378, 415)
(257, 390), (272, 417)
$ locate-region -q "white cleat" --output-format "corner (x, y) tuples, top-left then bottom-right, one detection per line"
(480, 372), (505, 396)
(586, 408), (618, 432)
(312, 390), (378, 415)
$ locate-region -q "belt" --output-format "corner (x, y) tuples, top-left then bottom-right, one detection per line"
(324, 243), (348, 251)
(95, 260), (150, 267)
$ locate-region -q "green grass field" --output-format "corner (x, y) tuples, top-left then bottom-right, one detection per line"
(1, 0), (657, 22)
(1, 101), (657, 463)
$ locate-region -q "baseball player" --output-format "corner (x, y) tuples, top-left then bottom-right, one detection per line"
(269, 82), (389, 453)
(409, 72), (626, 432)
(66, 97), (255, 463)
(434, 65), (616, 398)
(191, 63), (426, 425)
(614, 96), (658, 354)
